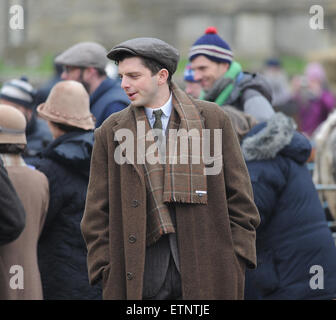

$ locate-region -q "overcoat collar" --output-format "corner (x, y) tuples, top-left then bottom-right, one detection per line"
(110, 82), (205, 181)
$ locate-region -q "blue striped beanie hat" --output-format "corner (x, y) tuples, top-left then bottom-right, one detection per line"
(183, 64), (197, 82)
(189, 26), (233, 64)
(0, 77), (36, 109)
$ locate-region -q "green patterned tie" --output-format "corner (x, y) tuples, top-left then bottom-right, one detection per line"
(152, 109), (164, 152)
(153, 109), (163, 130)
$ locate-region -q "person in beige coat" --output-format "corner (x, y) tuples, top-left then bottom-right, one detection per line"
(0, 104), (49, 300)
(313, 109), (336, 221)
(81, 37), (260, 300)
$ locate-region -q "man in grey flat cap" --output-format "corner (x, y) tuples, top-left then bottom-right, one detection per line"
(55, 42), (129, 127)
(81, 37), (260, 300)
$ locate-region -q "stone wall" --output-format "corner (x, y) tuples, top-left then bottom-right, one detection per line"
(1, 0), (335, 66)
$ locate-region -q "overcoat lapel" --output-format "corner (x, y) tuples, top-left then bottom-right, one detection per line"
(111, 106), (145, 184)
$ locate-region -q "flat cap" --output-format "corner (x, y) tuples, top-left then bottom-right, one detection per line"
(55, 42), (108, 70)
(107, 37), (180, 76)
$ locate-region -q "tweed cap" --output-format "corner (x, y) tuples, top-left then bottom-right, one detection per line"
(55, 42), (108, 70)
(107, 37), (180, 76)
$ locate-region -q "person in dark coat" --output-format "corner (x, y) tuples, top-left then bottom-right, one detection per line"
(0, 157), (25, 245)
(89, 76), (130, 127)
(55, 41), (129, 128)
(33, 80), (101, 300)
(0, 77), (53, 162)
(241, 112), (336, 300)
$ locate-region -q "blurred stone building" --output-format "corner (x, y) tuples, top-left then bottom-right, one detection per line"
(1, 0), (335, 67)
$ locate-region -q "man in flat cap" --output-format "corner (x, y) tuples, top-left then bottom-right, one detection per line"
(55, 42), (129, 127)
(81, 37), (260, 300)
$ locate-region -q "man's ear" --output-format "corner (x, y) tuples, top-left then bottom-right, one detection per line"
(219, 62), (230, 74)
(157, 68), (169, 85)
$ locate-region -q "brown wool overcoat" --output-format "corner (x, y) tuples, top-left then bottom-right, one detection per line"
(0, 164), (49, 300)
(81, 85), (260, 300)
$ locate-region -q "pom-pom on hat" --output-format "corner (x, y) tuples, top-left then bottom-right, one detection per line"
(189, 26), (233, 64)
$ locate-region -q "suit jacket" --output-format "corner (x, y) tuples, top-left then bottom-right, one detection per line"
(142, 207), (180, 298)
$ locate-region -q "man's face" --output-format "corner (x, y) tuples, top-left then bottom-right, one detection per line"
(61, 65), (82, 81)
(191, 55), (229, 91)
(61, 65), (91, 93)
(185, 81), (202, 99)
(118, 56), (160, 109)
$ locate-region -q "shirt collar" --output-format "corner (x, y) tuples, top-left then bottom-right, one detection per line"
(145, 93), (173, 119)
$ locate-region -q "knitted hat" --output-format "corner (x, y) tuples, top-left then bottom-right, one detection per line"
(184, 64), (197, 82)
(0, 77), (36, 109)
(305, 62), (326, 83)
(189, 26), (233, 64)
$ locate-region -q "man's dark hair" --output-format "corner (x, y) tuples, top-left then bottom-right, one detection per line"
(51, 122), (89, 133)
(95, 68), (107, 77)
(0, 144), (25, 154)
(114, 52), (172, 86)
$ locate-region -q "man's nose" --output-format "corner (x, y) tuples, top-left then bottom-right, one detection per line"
(193, 70), (202, 82)
(61, 71), (68, 80)
(120, 77), (129, 90)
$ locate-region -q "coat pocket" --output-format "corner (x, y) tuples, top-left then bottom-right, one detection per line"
(101, 265), (110, 286)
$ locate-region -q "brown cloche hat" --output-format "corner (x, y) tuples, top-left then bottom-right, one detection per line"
(0, 104), (27, 145)
(37, 81), (95, 130)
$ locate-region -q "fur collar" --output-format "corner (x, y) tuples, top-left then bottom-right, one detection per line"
(242, 112), (296, 161)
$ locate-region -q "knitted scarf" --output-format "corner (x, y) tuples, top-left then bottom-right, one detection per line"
(133, 82), (207, 246)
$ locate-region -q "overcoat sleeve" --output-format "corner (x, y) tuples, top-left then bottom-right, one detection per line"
(81, 127), (110, 285)
(220, 111), (261, 268)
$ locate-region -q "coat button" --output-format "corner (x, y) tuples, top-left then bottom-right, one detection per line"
(131, 200), (139, 207)
(127, 272), (134, 280)
(128, 235), (136, 243)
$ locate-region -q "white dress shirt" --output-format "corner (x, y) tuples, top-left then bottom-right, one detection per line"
(145, 93), (173, 134)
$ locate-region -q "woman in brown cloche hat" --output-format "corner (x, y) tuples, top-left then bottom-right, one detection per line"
(31, 80), (101, 299)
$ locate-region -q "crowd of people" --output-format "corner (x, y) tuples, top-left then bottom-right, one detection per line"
(1, 26), (336, 300)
